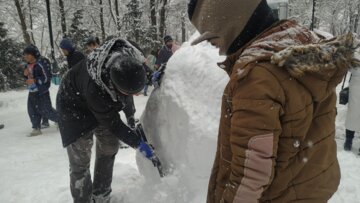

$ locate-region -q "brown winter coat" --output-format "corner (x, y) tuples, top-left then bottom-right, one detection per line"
(207, 20), (359, 203)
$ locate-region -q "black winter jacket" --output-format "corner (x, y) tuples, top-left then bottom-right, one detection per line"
(67, 50), (85, 69)
(155, 45), (173, 67)
(57, 39), (145, 147)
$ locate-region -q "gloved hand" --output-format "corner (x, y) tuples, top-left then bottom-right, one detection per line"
(127, 116), (135, 129)
(152, 71), (162, 83)
(138, 142), (154, 159)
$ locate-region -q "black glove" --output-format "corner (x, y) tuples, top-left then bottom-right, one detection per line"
(127, 116), (135, 129)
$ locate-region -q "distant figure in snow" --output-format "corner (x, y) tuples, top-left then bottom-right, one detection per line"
(60, 38), (86, 69)
(85, 36), (101, 54)
(143, 49), (157, 96)
(188, 0), (356, 202)
(155, 35), (178, 69)
(56, 38), (155, 203)
(23, 45), (58, 136)
(0, 124), (4, 129)
(344, 68), (360, 153)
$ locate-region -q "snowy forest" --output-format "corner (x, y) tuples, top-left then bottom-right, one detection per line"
(1, 1), (360, 202)
(0, 0), (360, 90)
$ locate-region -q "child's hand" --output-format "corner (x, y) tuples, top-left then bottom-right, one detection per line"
(26, 78), (35, 85)
(24, 68), (29, 77)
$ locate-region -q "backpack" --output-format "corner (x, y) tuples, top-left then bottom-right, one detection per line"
(37, 56), (52, 83)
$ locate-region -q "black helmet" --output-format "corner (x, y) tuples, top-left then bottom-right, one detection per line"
(108, 55), (146, 95)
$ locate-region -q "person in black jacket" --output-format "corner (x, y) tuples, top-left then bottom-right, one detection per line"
(155, 35), (174, 69)
(60, 38), (86, 69)
(56, 38), (154, 203)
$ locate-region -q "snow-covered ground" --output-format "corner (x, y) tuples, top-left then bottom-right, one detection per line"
(1, 41), (360, 202)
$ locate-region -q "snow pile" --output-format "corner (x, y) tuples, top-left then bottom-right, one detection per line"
(131, 35), (228, 203)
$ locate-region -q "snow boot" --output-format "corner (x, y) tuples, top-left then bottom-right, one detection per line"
(41, 123), (50, 129)
(28, 129), (42, 137)
(119, 141), (129, 149)
(344, 129), (355, 151)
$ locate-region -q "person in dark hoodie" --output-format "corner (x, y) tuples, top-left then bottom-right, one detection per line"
(188, 0), (358, 202)
(60, 38), (86, 69)
(56, 38), (154, 203)
(155, 35), (175, 68)
(23, 45), (58, 136)
(85, 36), (101, 54)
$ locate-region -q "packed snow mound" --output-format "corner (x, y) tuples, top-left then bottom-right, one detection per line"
(134, 35), (228, 202)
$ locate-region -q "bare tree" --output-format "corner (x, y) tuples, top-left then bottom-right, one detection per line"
(58, 0), (67, 37)
(159, 0), (168, 38)
(99, 0), (106, 40)
(114, 0), (121, 32)
(181, 13), (186, 43)
(14, 0), (31, 44)
(27, 0), (36, 44)
(108, 0), (118, 31)
(150, 0), (157, 40)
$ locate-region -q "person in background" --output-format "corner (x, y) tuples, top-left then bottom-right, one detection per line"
(155, 35), (175, 69)
(21, 62), (50, 129)
(188, 0), (355, 202)
(344, 68), (360, 153)
(85, 36), (101, 54)
(60, 38), (85, 69)
(143, 50), (157, 96)
(23, 45), (58, 136)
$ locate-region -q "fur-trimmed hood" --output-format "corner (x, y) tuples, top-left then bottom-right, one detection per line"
(271, 33), (360, 77)
(221, 20), (359, 101)
(87, 38), (145, 101)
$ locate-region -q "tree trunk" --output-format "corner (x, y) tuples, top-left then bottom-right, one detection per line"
(99, 0), (106, 40)
(150, 0), (157, 40)
(352, 2), (360, 33)
(58, 0), (67, 37)
(28, 0), (36, 45)
(114, 0), (121, 31)
(159, 0), (168, 38)
(14, 0), (31, 44)
(181, 14), (186, 43)
(310, 0), (316, 30)
(108, 0), (117, 29)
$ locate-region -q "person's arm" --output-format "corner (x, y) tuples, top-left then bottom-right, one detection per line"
(33, 63), (49, 85)
(221, 65), (284, 203)
(155, 48), (165, 67)
(87, 88), (141, 148)
(123, 96), (136, 129)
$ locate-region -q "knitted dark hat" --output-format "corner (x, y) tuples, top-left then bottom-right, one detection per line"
(163, 35), (173, 43)
(23, 44), (41, 58)
(60, 38), (75, 52)
(85, 36), (100, 46)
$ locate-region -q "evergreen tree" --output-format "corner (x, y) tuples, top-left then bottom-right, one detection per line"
(68, 9), (92, 51)
(123, 0), (143, 43)
(0, 22), (25, 91)
(123, 0), (161, 53)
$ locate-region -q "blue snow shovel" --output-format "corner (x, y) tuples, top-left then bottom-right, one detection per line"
(135, 122), (165, 177)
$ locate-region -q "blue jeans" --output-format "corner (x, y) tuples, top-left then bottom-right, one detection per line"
(144, 85), (149, 95)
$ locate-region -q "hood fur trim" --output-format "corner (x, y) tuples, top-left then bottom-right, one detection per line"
(271, 33), (360, 78)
